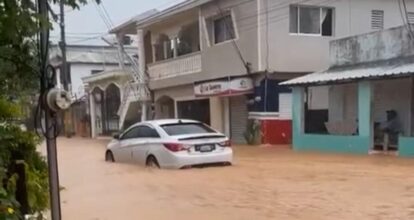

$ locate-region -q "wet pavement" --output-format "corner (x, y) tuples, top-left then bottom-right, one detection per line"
(53, 137), (414, 220)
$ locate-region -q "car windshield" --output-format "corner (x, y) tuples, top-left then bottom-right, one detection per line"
(161, 123), (216, 136)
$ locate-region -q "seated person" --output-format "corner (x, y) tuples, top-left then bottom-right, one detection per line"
(379, 110), (402, 146)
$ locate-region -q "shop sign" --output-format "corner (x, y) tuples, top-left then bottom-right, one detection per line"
(194, 77), (253, 97)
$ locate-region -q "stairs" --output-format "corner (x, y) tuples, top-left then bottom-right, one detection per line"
(117, 46), (151, 129)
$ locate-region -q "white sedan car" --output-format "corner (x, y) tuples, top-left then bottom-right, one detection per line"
(105, 119), (233, 169)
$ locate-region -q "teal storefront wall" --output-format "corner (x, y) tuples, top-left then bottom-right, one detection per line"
(399, 137), (414, 157)
(291, 81), (372, 155)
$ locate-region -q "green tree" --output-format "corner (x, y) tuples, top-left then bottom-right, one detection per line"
(0, 0), (99, 217)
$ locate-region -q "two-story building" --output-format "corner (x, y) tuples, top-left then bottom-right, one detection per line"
(50, 44), (134, 137)
(91, 0), (414, 143)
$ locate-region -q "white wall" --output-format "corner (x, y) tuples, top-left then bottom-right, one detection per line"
(70, 63), (118, 99)
(328, 83), (358, 122)
(308, 86), (329, 110)
(260, 0), (414, 73)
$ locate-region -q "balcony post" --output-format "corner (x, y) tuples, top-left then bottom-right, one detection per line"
(173, 38), (178, 58)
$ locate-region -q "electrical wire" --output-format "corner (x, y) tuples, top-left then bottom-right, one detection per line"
(100, 1), (114, 27)
(214, 0), (250, 74)
(401, 0), (414, 39)
(93, 2), (112, 29)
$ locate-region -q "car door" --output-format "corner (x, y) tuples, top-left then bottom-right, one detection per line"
(131, 125), (161, 165)
(117, 127), (144, 163)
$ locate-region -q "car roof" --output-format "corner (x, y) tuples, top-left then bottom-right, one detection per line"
(132, 119), (201, 127)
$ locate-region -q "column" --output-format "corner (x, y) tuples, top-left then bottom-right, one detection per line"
(173, 38), (178, 58)
(116, 33), (125, 70)
(358, 81), (372, 137)
(89, 93), (96, 138)
(198, 8), (204, 50)
(137, 28), (148, 121)
(358, 81), (373, 150)
(209, 97), (223, 133)
(292, 87), (305, 146)
(222, 97), (231, 137)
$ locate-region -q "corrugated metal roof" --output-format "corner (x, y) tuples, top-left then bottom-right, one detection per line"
(281, 58), (414, 86)
(82, 69), (128, 83)
(49, 45), (136, 65)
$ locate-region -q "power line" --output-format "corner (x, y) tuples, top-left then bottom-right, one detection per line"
(94, 1), (112, 29)
(100, 0), (114, 27)
(400, 0), (414, 39)
(214, 0), (250, 74)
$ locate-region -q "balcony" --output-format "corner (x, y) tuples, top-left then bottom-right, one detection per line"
(148, 52), (202, 80)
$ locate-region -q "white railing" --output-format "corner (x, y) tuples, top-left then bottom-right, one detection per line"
(148, 52), (202, 80)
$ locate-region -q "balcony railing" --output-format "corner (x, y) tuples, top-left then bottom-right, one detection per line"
(148, 52), (202, 80)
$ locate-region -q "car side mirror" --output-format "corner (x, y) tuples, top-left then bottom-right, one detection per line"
(113, 133), (120, 140)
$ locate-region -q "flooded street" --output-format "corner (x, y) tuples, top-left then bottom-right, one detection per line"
(56, 138), (414, 220)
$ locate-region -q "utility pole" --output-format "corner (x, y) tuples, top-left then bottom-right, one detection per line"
(59, 0), (68, 90)
(38, 0), (62, 219)
(59, 0), (73, 138)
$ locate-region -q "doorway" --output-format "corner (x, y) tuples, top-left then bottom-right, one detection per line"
(177, 99), (210, 125)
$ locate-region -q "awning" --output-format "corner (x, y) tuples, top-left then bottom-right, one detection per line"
(281, 58), (414, 86)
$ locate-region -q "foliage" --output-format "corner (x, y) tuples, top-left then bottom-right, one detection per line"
(0, 168), (20, 220)
(244, 119), (262, 145)
(0, 123), (49, 216)
(0, 0), (99, 216)
(0, 0), (100, 96)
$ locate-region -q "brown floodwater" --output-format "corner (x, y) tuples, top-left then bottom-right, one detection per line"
(50, 138), (414, 220)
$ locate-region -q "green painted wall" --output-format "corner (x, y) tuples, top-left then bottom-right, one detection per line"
(399, 137), (414, 157)
(293, 134), (370, 154)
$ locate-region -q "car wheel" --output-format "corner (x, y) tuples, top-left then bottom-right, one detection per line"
(105, 151), (115, 162)
(146, 156), (160, 168)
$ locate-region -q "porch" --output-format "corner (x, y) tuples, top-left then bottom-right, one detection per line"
(290, 77), (414, 157)
(82, 70), (142, 137)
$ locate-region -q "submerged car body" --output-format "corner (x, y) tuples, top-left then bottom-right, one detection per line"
(106, 119), (233, 169)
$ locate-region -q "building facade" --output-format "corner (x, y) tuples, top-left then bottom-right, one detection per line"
(107, 0), (413, 144)
(283, 25), (414, 157)
(50, 45), (127, 137)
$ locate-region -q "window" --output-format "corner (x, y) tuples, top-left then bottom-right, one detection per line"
(121, 127), (140, 140)
(407, 12), (414, 24)
(371, 10), (384, 30)
(121, 126), (160, 139)
(290, 5), (334, 36)
(91, 70), (103, 75)
(161, 123), (216, 136)
(136, 126), (160, 138)
(213, 14), (236, 44)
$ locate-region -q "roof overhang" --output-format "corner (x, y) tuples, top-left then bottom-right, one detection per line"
(281, 57), (414, 86)
(110, 0), (213, 34)
(82, 69), (129, 84)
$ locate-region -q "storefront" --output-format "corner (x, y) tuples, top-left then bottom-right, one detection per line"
(194, 76), (254, 144)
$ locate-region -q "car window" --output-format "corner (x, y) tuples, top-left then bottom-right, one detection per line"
(121, 127), (140, 140)
(121, 126), (160, 139)
(136, 126), (160, 138)
(161, 123), (216, 136)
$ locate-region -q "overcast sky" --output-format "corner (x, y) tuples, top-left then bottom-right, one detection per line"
(51, 0), (186, 45)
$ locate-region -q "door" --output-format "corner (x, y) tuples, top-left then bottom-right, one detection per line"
(177, 99), (210, 125)
(131, 125), (161, 165)
(230, 96), (248, 144)
(117, 127), (145, 163)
